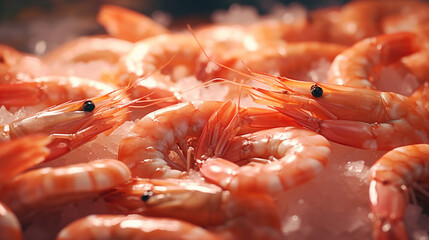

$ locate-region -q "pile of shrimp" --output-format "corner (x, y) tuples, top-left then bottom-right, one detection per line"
(2, 0), (429, 239)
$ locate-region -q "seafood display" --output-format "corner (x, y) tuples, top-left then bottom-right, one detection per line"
(1, 0), (429, 239)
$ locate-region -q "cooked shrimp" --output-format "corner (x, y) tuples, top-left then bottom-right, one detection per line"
(0, 87), (133, 161)
(118, 100), (297, 178)
(238, 74), (429, 150)
(97, 4), (170, 42)
(0, 159), (131, 223)
(103, 178), (282, 240)
(198, 41), (346, 83)
(327, 32), (422, 91)
(0, 44), (45, 84)
(411, 81), (429, 110)
(0, 76), (118, 108)
(0, 134), (51, 185)
(57, 214), (220, 240)
(337, 0), (429, 43)
(368, 144), (429, 240)
(199, 126), (331, 194)
(0, 202), (22, 240)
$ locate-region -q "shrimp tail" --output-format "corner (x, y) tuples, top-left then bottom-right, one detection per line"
(0, 82), (43, 107)
(0, 134), (51, 184)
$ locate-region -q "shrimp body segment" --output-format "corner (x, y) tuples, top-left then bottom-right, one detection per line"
(369, 144), (429, 240)
(103, 178), (282, 239)
(0, 159), (131, 222)
(0, 202), (22, 240)
(56, 214), (221, 240)
(328, 32), (421, 89)
(241, 74), (429, 150)
(200, 126), (331, 194)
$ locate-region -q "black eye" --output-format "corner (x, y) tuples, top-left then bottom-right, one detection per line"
(141, 190), (153, 202)
(310, 84), (323, 98)
(82, 100), (95, 112)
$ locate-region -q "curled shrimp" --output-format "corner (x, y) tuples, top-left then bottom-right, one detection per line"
(96, 4), (170, 42)
(337, 0), (429, 43)
(0, 87), (133, 161)
(0, 134), (51, 185)
(0, 159), (131, 223)
(103, 178), (282, 240)
(0, 76), (118, 108)
(0, 202), (22, 240)
(57, 214), (220, 240)
(368, 144), (429, 240)
(0, 44), (45, 84)
(195, 101), (331, 193)
(327, 32), (422, 92)
(118, 100), (297, 178)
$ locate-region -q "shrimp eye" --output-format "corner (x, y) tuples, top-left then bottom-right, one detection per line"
(310, 84), (323, 98)
(82, 100), (95, 112)
(141, 190), (154, 202)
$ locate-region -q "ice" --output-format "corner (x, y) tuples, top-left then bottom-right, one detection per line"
(212, 4), (260, 25)
(377, 66), (420, 96)
(307, 59), (332, 83)
(176, 76), (229, 102)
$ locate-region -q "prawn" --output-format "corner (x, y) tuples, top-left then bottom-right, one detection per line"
(103, 178), (283, 240)
(0, 159), (131, 223)
(56, 214), (220, 240)
(195, 102), (331, 193)
(0, 76), (118, 109)
(337, 0), (429, 43)
(0, 87), (133, 161)
(0, 44), (45, 84)
(368, 144), (429, 240)
(96, 4), (170, 42)
(0, 202), (22, 240)
(327, 32), (422, 91)
(118, 100), (298, 178)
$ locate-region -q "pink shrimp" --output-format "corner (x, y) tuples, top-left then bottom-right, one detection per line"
(368, 144), (429, 240)
(194, 101), (331, 194)
(0, 202), (22, 240)
(0, 76), (118, 108)
(0, 159), (131, 223)
(118, 100), (298, 178)
(327, 32), (422, 92)
(0, 87), (133, 161)
(411, 81), (429, 111)
(337, 0), (429, 43)
(0, 134), (51, 185)
(96, 4), (170, 42)
(56, 214), (220, 240)
(103, 178), (283, 240)
(239, 74), (429, 150)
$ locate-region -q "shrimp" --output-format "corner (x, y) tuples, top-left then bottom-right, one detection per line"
(56, 214), (220, 240)
(0, 87), (133, 161)
(103, 178), (282, 240)
(238, 73), (429, 150)
(96, 4), (170, 42)
(0, 202), (22, 240)
(0, 44), (45, 84)
(368, 144), (429, 240)
(327, 32), (422, 91)
(0, 159), (131, 223)
(411, 81), (429, 111)
(0, 134), (51, 185)
(0, 76), (118, 108)
(118, 100), (298, 178)
(198, 41), (347, 83)
(337, 0), (429, 43)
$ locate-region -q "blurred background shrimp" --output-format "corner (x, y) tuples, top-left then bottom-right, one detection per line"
(368, 144), (429, 240)
(103, 178), (283, 240)
(0, 202), (22, 240)
(56, 214), (221, 240)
